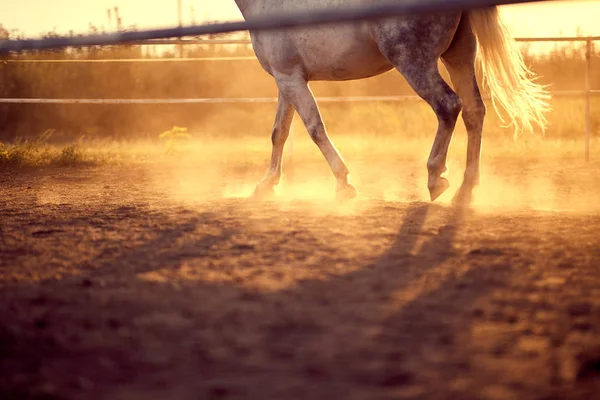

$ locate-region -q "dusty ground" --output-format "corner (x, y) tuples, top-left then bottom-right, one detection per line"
(1, 139), (600, 400)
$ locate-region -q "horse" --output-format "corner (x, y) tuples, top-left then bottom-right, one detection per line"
(233, 0), (550, 203)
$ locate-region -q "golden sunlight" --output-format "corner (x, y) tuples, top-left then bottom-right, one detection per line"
(3, 5), (600, 399)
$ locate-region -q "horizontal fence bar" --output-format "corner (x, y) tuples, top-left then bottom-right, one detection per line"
(1, 91), (598, 105)
(127, 39), (253, 45)
(515, 36), (600, 42)
(0, 0), (550, 53)
(121, 36), (600, 46)
(2, 36), (595, 63)
(3, 36), (597, 58)
(0, 96), (413, 104)
(1, 57), (258, 63)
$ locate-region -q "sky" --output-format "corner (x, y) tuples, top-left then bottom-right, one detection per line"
(1, 0), (600, 38)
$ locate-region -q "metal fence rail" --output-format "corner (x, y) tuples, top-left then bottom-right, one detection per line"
(1, 57), (258, 63)
(0, 0), (550, 53)
(0, 91), (598, 105)
(48, 36), (600, 46)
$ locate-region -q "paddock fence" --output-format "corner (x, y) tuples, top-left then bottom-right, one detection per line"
(0, 0), (597, 159)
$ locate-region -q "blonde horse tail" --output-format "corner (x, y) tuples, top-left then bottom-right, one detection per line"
(468, 6), (551, 135)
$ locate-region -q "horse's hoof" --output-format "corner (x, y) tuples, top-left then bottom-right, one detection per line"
(251, 184), (275, 200)
(336, 183), (357, 201)
(428, 177), (450, 202)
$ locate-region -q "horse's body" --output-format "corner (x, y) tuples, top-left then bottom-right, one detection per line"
(234, 0), (550, 203)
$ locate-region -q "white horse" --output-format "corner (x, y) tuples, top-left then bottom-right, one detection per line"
(234, 0), (550, 203)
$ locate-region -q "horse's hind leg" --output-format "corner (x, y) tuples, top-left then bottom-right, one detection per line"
(275, 75), (357, 200)
(253, 91), (295, 198)
(441, 15), (486, 205)
(380, 49), (462, 201)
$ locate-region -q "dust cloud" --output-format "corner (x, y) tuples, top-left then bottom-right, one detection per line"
(111, 130), (600, 217)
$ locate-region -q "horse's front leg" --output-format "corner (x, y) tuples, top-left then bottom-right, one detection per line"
(252, 91), (295, 199)
(276, 74), (357, 200)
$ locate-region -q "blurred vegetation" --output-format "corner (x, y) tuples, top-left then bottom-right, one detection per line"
(159, 125), (192, 155)
(0, 129), (91, 168)
(0, 9), (598, 143)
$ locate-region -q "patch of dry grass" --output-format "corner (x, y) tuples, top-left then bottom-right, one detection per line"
(0, 130), (108, 169)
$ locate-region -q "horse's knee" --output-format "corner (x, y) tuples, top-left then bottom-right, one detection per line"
(435, 93), (462, 125)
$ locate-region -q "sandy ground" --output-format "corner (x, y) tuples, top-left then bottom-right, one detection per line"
(1, 140), (600, 400)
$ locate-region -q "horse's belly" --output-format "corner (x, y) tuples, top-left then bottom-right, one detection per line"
(302, 49), (394, 81)
(292, 28), (393, 81)
(250, 19), (394, 81)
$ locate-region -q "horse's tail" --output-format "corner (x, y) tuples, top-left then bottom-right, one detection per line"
(467, 7), (551, 134)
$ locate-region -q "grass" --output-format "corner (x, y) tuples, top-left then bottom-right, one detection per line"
(0, 130), (100, 169)
(0, 141), (87, 168)
(1, 124), (597, 172)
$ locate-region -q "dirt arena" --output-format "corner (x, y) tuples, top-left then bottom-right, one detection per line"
(1, 135), (600, 399)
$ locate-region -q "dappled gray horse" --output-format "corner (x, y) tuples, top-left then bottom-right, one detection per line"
(234, 0), (550, 203)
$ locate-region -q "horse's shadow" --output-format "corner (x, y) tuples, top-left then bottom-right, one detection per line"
(0, 199), (528, 399)
(263, 200), (473, 380)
